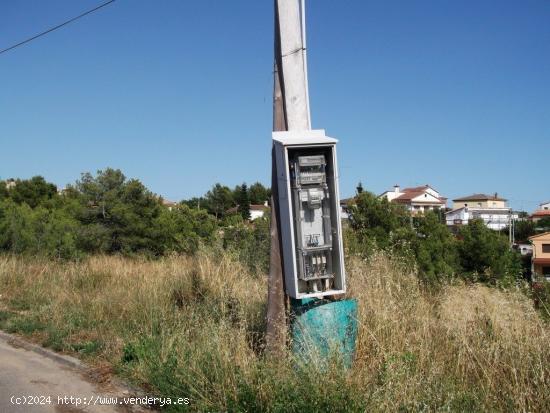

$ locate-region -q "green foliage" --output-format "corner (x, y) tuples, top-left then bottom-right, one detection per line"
(412, 212), (459, 283)
(236, 183), (251, 220)
(512, 220), (536, 242)
(537, 217), (550, 231)
(249, 182), (270, 205)
(346, 191), (521, 286)
(0, 180), (8, 200)
(9, 176), (58, 208)
(223, 217), (270, 274)
(347, 191), (413, 256)
(75, 169), (163, 254)
(0, 169), (220, 259)
(533, 282), (550, 320)
(0, 199), (81, 259)
(180, 196), (206, 210)
(205, 183), (234, 218)
(457, 219), (522, 285)
(153, 204), (217, 254)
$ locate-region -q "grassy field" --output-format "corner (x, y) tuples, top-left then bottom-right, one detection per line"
(1, 252), (549, 412)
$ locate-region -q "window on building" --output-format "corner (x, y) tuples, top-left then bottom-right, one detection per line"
(542, 244), (550, 253)
(478, 202), (482, 207)
(543, 266), (550, 276)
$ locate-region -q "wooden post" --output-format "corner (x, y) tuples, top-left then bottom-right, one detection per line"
(265, 2), (288, 357)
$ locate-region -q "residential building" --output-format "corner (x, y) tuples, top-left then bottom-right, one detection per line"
(250, 204), (269, 220)
(528, 232), (550, 281)
(531, 210), (550, 222)
(530, 202), (550, 222)
(226, 203), (269, 221)
(339, 198), (353, 220)
(379, 185), (447, 215)
(445, 193), (514, 231)
(162, 199), (178, 211)
(5, 179), (16, 190)
(451, 193), (507, 209)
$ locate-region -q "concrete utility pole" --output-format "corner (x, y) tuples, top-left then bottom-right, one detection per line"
(277, 0), (311, 131)
(266, 0), (310, 355)
(267, 1), (357, 365)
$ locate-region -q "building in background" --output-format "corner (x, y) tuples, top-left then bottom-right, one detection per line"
(531, 201), (550, 223)
(445, 193), (514, 231)
(226, 202), (269, 221)
(528, 232), (550, 281)
(379, 185), (447, 215)
(162, 199), (178, 211)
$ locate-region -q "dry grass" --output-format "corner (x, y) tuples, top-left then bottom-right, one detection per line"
(1, 252), (549, 412)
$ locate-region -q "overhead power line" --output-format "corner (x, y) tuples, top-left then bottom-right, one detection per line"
(0, 0), (116, 56)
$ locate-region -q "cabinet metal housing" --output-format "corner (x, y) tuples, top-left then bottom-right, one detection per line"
(273, 130), (346, 299)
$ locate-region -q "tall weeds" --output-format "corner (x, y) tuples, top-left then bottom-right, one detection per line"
(0, 252), (549, 412)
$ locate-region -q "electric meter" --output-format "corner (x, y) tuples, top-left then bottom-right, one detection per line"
(273, 129), (346, 299)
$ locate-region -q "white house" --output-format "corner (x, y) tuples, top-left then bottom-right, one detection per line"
(379, 185), (447, 215)
(445, 193), (515, 231)
(540, 201), (550, 211)
(227, 203), (269, 221)
(249, 204), (269, 220)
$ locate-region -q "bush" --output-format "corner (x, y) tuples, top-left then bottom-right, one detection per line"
(346, 193), (458, 284)
(347, 191), (412, 256)
(412, 212), (459, 284)
(153, 204), (217, 254)
(0, 199), (81, 259)
(457, 219), (522, 285)
(222, 216), (270, 274)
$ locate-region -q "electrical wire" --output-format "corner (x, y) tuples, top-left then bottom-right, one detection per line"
(0, 0), (116, 56)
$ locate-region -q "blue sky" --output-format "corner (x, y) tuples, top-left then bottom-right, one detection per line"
(1, 0), (548, 212)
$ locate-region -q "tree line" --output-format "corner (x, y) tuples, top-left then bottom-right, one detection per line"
(0, 170), (270, 271)
(345, 191), (524, 287)
(0, 170), (538, 288)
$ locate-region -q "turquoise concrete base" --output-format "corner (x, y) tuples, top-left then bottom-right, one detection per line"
(290, 298), (358, 368)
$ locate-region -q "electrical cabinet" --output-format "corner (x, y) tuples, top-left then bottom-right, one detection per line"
(273, 129), (346, 299)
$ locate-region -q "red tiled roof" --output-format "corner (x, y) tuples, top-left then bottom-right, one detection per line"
(534, 258), (550, 265)
(532, 210), (550, 218)
(394, 191), (425, 201)
(394, 191), (445, 204)
(402, 185), (430, 192)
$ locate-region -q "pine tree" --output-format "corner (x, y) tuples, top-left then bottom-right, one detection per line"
(237, 183), (251, 220)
